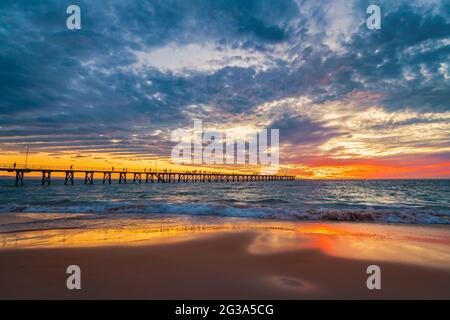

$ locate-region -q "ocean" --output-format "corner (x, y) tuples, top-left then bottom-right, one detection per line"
(0, 178), (449, 231)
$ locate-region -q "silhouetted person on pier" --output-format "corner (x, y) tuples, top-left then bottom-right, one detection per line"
(13, 163), (16, 169)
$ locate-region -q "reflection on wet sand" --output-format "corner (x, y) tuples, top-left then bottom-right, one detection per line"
(250, 223), (450, 270)
(1, 216), (450, 271)
(0, 224), (237, 249)
(1, 217), (450, 299)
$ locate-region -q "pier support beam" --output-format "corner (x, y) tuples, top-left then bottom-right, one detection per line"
(15, 170), (24, 186)
(84, 172), (94, 184)
(133, 173), (141, 183)
(103, 172), (112, 184)
(41, 171), (51, 185)
(119, 173), (127, 184)
(65, 171), (74, 185)
(145, 173), (154, 183)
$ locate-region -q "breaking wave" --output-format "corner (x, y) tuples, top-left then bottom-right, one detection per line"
(1, 201), (449, 224)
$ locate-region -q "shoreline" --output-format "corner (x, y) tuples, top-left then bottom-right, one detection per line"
(1, 217), (450, 299)
(2, 212), (450, 249)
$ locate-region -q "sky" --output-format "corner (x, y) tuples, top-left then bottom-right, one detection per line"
(0, 0), (449, 178)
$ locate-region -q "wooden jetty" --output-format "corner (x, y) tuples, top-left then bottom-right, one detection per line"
(0, 164), (295, 186)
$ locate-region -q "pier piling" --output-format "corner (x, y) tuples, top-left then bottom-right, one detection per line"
(119, 173), (127, 184)
(15, 170), (24, 186)
(84, 172), (94, 185)
(64, 171), (74, 185)
(41, 171), (51, 185)
(103, 172), (112, 184)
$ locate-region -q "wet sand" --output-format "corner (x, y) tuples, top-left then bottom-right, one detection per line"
(1, 220), (450, 299)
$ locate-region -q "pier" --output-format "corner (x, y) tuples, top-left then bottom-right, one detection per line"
(0, 164), (295, 186)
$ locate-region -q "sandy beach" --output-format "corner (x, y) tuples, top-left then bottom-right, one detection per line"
(1, 217), (449, 300)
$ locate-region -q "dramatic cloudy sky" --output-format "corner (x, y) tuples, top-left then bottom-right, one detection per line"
(0, 0), (449, 178)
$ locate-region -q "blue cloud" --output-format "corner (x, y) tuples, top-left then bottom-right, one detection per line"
(0, 0), (448, 159)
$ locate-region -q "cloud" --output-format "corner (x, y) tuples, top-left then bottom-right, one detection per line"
(250, 93), (450, 162)
(131, 42), (275, 74)
(269, 115), (342, 146)
(0, 0), (448, 175)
